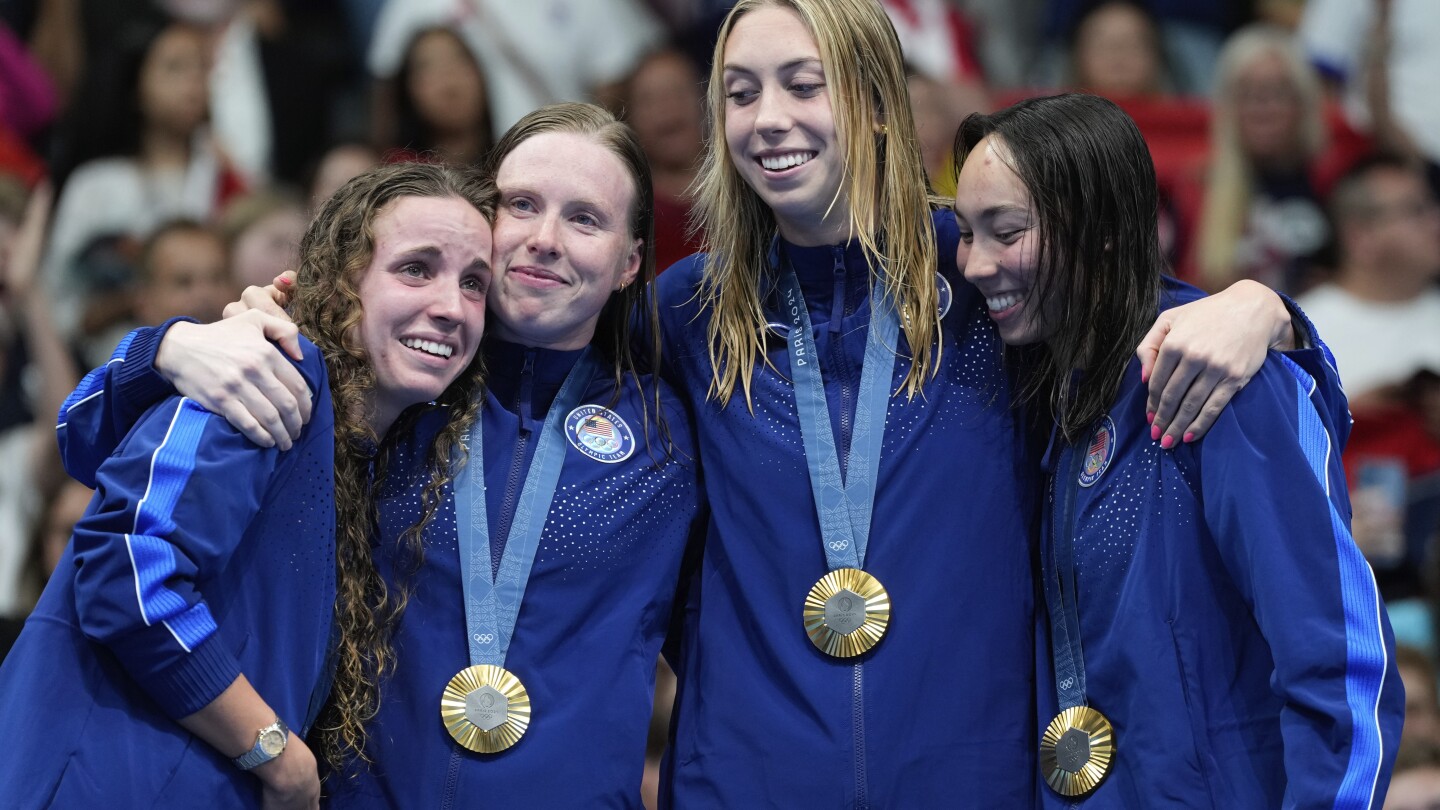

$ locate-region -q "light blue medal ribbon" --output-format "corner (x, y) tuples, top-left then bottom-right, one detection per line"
(1038, 439), (1115, 796)
(778, 264), (898, 657)
(439, 347), (599, 753)
(454, 347), (599, 667)
(1044, 445), (1089, 712)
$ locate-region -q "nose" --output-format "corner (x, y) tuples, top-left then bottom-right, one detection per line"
(427, 277), (467, 324)
(526, 213), (561, 258)
(753, 84), (791, 136)
(960, 237), (996, 285)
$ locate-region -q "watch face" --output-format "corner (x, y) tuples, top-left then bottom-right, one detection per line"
(259, 728), (287, 757)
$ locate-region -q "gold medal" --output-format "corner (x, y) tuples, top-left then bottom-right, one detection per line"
(1040, 705), (1115, 797)
(802, 567), (890, 657)
(440, 664), (532, 753)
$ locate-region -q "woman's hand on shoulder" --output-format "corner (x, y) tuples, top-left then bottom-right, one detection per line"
(157, 271), (310, 449)
(1136, 280), (1294, 447)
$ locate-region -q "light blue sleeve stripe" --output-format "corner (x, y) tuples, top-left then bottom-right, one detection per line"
(1284, 364), (1387, 809)
(127, 399), (218, 651)
(60, 330), (136, 421)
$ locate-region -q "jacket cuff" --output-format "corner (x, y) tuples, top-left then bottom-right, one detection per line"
(128, 630), (243, 720)
(113, 318), (192, 408)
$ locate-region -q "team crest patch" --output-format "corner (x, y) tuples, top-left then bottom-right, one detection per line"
(565, 405), (636, 463)
(936, 271), (953, 319)
(1077, 416), (1116, 488)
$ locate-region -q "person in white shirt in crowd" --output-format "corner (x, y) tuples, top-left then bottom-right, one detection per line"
(367, 0), (663, 142)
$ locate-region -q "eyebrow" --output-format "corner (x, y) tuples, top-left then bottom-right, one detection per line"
(722, 57), (824, 75)
(396, 245), (492, 270)
(954, 203), (1031, 221)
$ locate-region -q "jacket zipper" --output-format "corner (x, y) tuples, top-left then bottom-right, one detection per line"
(492, 349), (537, 577)
(829, 246), (869, 807)
(831, 247), (856, 477)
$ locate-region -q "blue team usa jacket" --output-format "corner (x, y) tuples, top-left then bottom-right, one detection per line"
(1035, 282), (1402, 808)
(328, 338), (701, 807)
(0, 327), (336, 808)
(656, 210), (1039, 808)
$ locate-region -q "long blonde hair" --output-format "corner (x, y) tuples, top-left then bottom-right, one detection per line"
(695, 0), (940, 405)
(1196, 24), (1324, 290)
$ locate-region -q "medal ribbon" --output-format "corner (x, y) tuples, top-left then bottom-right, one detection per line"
(453, 347), (599, 667)
(776, 264), (898, 572)
(1044, 443), (1091, 710)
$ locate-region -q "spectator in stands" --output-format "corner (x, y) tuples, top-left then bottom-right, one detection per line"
(45, 19), (240, 343)
(622, 47), (704, 272)
(220, 187), (306, 289)
(1069, 0), (1168, 99)
(1299, 155), (1440, 588)
(0, 180), (79, 651)
(908, 70), (988, 197)
(1299, 155), (1440, 404)
(1388, 750), (1440, 810)
(385, 26), (492, 166)
(306, 141), (381, 210)
(366, 0), (663, 140)
(1044, 0), (1236, 95)
(1188, 24), (1343, 294)
(134, 220), (231, 327)
(1301, 0), (1440, 187)
(1397, 645), (1440, 768)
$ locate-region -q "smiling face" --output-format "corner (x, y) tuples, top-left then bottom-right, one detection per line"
(953, 134), (1054, 347)
(488, 130), (642, 350)
(354, 195), (491, 434)
(722, 5), (849, 246)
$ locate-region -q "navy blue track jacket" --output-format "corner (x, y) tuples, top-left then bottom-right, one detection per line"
(656, 211), (1039, 808)
(0, 329), (335, 808)
(1034, 281), (1402, 809)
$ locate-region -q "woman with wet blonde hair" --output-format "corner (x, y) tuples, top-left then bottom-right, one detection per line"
(655, 0), (1325, 805)
(693, 0), (940, 403)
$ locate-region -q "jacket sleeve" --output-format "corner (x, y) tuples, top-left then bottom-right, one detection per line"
(1197, 353), (1401, 810)
(67, 344), (325, 721)
(57, 320), (189, 488)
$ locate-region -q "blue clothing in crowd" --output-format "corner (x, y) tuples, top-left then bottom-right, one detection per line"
(656, 210), (1040, 808)
(0, 328), (336, 808)
(1035, 282), (1402, 809)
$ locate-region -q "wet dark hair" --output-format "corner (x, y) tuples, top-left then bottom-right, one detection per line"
(953, 93), (1164, 440)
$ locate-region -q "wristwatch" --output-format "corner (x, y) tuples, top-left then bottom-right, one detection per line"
(232, 717), (290, 771)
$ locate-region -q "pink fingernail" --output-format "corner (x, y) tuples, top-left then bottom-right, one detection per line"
(1146, 411), (1155, 424)
(1150, 424), (1161, 441)
(1183, 432), (1195, 443)
(1161, 435), (1175, 450)
(1140, 369), (1149, 383)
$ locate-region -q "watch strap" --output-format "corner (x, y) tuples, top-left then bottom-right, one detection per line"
(232, 717), (290, 771)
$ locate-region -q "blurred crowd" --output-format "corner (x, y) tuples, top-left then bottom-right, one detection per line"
(0, 0), (1437, 806)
